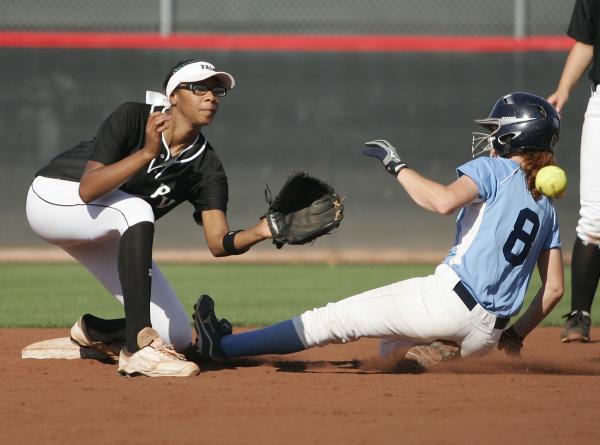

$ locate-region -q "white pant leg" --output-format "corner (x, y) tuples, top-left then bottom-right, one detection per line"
(146, 266), (192, 351)
(26, 177), (192, 350)
(577, 91), (600, 244)
(294, 264), (503, 358)
(26, 176), (155, 243)
(64, 241), (192, 351)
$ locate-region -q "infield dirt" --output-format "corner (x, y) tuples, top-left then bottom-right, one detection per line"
(1, 327), (599, 445)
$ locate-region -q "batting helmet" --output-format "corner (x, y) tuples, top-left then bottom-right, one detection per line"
(471, 92), (560, 158)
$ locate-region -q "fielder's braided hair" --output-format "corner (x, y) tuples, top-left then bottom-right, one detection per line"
(516, 151), (556, 200)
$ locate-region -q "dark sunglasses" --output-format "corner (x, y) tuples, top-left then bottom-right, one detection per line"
(177, 82), (227, 97)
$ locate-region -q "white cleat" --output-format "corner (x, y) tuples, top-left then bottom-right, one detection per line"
(70, 315), (122, 363)
(118, 327), (199, 378)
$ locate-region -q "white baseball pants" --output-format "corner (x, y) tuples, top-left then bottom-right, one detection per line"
(577, 87), (600, 245)
(292, 263), (503, 358)
(26, 176), (192, 350)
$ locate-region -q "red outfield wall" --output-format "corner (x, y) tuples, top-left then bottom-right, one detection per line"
(0, 32), (582, 251)
(0, 31), (574, 51)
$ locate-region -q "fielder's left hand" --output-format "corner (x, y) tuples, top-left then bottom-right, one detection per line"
(362, 139), (408, 177)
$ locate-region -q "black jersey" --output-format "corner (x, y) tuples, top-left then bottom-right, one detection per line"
(36, 102), (228, 223)
(568, 0), (600, 83)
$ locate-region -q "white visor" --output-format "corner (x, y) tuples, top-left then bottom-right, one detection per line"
(165, 61), (235, 97)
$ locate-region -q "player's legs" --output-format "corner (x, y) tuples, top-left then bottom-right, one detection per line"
(576, 92), (600, 245)
(294, 265), (501, 357)
(64, 241), (192, 351)
(217, 276), (460, 359)
(570, 238), (600, 314)
(561, 236), (596, 342)
(377, 311), (501, 359)
(215, 264), (502, 359)
(294, 275), (465, 347)
(569, 92), (600, 341)
(26, 176), (192, 351)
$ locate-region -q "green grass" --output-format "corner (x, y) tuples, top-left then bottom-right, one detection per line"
(0, 263), (594, 328)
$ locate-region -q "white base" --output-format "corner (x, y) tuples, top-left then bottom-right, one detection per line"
(22, 337), (109, 360)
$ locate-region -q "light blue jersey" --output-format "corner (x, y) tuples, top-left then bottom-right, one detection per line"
(443, 156), (561, 317)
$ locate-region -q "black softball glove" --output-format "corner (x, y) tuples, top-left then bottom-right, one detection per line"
(264, 172), (344, 249)
(497, 326), (524, 357)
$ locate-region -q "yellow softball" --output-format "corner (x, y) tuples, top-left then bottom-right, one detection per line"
(535, 165), (567, 198)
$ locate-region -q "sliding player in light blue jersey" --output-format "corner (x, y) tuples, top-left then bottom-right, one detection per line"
(192, 92), (565, 368)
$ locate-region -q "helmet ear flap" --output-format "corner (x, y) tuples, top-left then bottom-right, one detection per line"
(495, 132), (521, 157)
(498, 132), (516, 146)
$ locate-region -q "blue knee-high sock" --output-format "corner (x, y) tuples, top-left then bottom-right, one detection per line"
(220, 319), (305, 358)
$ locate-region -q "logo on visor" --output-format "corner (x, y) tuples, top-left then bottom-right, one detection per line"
(172, 60), (215, 75)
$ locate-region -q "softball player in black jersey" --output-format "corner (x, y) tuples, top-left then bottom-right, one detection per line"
(548, 0), (600, 342)
(26, 60), (272, 377)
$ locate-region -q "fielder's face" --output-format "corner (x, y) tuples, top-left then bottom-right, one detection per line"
(171, 77), (223, 127)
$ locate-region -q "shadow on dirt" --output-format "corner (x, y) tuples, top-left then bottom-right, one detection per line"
(194, 355), (600, 376)
(193, 355), (426, 374)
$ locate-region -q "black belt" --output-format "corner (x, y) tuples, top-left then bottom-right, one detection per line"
(453, 281), (510, 330)
(593, 83), (599, 92)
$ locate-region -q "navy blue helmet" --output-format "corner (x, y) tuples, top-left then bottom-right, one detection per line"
(472, 92), (560, 157)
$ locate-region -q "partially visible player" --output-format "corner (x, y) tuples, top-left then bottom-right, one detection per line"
(193, 92), (564, 367)
(26, 60), (273, 377)
(548, 0), (599, 343)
